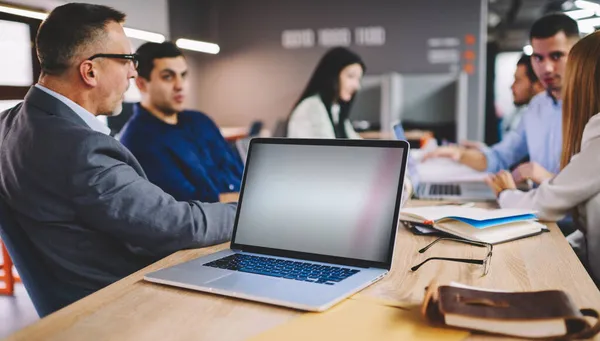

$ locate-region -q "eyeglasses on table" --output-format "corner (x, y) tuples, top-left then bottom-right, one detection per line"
(410, 237), (493, 276)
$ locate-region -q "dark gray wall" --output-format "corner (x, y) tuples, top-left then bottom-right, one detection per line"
(169, 0), (486, 139)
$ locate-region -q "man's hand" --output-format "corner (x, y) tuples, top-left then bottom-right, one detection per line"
(511, 162), (554, 185)
(485, 170), (517, 197)
(422, 146), (464, 162)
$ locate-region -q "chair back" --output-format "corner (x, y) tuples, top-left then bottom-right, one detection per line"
(235, 137), (252, 164)
(272, 119), (288, 137)
(0, 198), (70, 317)
(248, 121), (263, 137)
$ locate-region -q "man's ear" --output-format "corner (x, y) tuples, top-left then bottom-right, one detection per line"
(80, 60), (97, 87)
(135, 76), (148, 92)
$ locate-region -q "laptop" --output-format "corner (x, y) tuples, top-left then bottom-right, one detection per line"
(144, 138), (409, 311)
(393, 123), (495, 201)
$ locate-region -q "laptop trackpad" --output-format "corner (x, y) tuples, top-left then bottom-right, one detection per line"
(206, 272), (331, 306)
(207, 272), (281, 288)
(147, 265), (233, 285)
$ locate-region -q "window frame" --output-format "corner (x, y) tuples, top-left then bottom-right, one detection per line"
(0, 10), (41, 100)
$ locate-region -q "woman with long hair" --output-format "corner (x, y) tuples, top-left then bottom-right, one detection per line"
(486, 31), (600, 282)
(287, 47), (365, 138)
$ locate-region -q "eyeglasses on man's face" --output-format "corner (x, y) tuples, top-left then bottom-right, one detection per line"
(410, 237), (493, 276)
(87, 53), (139, 69)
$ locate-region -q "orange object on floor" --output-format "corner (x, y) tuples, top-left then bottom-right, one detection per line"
(0, 239), (21, 296)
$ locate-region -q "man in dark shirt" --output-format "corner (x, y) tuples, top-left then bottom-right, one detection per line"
(119, 42), (243, 202)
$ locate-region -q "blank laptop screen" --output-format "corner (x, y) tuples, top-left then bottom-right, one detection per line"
(233, 142), (405, 263)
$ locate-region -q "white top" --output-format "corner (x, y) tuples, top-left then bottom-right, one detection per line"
(34, 84), (111, 135)
(287, 94), (360, 139)
(497, 113), (600, 281)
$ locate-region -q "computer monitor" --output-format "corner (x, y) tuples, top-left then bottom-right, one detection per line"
(349, 72), (468, 142)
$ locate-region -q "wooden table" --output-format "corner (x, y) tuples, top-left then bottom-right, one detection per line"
(5, 200), (600, 340)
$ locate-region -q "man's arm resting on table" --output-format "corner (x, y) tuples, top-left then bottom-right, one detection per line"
(70, 134), (237, 258)
(422, 146), (488, 172)
(458, 148), (487, 172)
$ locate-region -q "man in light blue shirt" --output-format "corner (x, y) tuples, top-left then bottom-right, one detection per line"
(424, 14), (580, 185)
(483, 92), (562, 176)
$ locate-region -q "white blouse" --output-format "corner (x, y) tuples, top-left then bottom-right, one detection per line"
(497, 113), (600, 281)
(287, 95), (360, 139)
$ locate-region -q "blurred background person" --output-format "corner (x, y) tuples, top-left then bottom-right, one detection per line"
(287, 47), (365, 138)
(500, 54), (544, 138)
(119, 42), (243, 203)
(461, 54), (543, 150)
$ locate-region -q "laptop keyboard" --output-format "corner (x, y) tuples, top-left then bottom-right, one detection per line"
(204, 254), (360, 285)
(429, 184), (461, 196)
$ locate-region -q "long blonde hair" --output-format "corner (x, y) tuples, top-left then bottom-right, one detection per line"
(561, 31), (600, 169)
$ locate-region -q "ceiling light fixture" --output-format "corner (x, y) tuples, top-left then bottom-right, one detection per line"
(123, 27), (165, 43)
(0, 4), (166, 43)
(0, 4), (47, 20)
(565, 9), (596, 19)
(578, 22), (596, 33)
(578, 17), (600, 33)
(574, 0), (600, 10)
(176, 38), (220, 54)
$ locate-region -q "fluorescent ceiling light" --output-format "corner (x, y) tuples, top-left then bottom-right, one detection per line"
(575, 0), (600, 10)
(0, 4), (47, 19)
(578, 17), (600, 33)
(565, 9), (596, 19)
(523, 45), (533, 56)
(176, 38), (220, 54)
(0, 4), (165, 43)
(123, 27), (165, 43)
(577, 19), (597, 34)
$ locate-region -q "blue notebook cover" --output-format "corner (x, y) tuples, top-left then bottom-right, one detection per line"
(447, 214), (537, 229)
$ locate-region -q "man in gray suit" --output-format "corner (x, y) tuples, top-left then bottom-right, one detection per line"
(0, 3), (236, 310)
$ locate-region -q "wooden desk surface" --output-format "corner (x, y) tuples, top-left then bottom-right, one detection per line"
(6, 201), (600, 341)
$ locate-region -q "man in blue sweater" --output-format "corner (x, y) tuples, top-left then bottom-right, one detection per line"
(119, 42), (243, 202)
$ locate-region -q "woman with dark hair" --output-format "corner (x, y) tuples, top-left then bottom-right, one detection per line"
(486, 31), (600, 283)
(287, 47), (365, 138)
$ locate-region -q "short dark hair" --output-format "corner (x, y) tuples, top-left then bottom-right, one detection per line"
(530, 13), (579, 41)
(36, 3), (126, 76)
(517, 54), (538, 84)
(135, 42), (184, 80)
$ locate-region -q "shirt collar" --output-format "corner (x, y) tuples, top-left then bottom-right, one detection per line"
(135, 103), (182, 127)
(545, 90), (561, 107)
(34, 84), (111, 135)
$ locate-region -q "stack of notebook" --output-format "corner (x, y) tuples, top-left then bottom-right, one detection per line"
(400, 206), (545, 244)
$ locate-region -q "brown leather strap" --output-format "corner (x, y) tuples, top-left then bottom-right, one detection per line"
(555, 309), (600, 341)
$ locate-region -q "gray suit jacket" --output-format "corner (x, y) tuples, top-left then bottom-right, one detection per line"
(0, 87), (237, 304)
